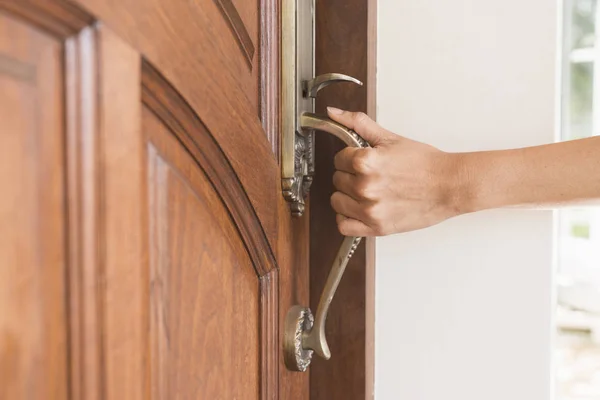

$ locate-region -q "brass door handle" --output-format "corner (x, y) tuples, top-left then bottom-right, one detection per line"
(281, 0), (367, 372)
(284, 113), (369, 372)
(304, 73), (363, 98)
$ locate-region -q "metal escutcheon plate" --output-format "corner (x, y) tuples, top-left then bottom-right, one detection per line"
(283, 305), (314, 372)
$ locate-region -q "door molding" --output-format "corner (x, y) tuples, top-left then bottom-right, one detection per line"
(141, 61), (277, 277)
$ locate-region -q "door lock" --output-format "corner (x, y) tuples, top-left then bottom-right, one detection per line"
(281, 0), (368, 372)
(281, 0), (363, 217)
(281, 70), (363, 217)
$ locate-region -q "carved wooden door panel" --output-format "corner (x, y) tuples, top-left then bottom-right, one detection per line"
(0, 0), (310, 399)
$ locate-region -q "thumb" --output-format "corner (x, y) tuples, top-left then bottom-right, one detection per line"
(327, 107), (391, 146)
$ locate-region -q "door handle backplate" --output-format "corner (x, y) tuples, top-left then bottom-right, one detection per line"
(281, 0), (368, 372)
(281, 0), (315, 217)
(281, 0), (363, 217)
(283, 114), (369, 372)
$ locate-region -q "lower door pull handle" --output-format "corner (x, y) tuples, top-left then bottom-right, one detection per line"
(284, 113), (369, 372)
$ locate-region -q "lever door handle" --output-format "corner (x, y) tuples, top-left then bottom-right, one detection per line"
(304, 73), (363, 98)
(281, 0), (368, 372)
(284, 113), (370, 372)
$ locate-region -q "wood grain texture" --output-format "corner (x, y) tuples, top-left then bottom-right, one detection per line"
(95, 26), (147, 400)
(0, 7), (102, 397)
(214, 0), (255, 68)
(71, 0), (278, 231)
(146, 110), (260, 399)
(0, 11), (68, 399)
(259, 0), (280, 156)
(277, 193), (310, 400)
(143, 59), (284, 400)
(0, 0), (92, 39)
(311, 0), (377, 398)
(0, 0), (314, 398)
(65, 25), (103, 400)
(66, 25), (148, 400)
(142, 61), (277, 278)
(261, 270), (279, 400)
(0, 53), (35, 81)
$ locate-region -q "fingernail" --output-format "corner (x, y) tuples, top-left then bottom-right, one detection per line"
(327, 106), (344, 115)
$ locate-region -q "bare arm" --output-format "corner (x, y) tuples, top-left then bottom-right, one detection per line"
(459, 138), (600, 211)
(326, 107), (600, 237)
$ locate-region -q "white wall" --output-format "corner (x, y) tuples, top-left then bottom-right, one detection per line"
(376, 1), (558, 399)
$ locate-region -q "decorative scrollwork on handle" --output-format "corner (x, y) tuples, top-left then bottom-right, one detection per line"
(282, 131), (314, 216)
(284, 114), (370, 372)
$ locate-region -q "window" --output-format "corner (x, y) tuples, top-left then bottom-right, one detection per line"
(556, 1), (600, 398)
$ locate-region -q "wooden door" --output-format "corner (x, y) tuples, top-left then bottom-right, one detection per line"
(0, 0), (375, 398)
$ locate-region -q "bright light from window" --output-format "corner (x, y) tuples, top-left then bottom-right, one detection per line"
(556, 1), (600, 399)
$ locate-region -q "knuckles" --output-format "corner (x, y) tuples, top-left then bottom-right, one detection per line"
(332, 199), (395, 237)
(354, 178), (377, 201)
(332, 171), (346, 191)
(362, 203), (382, 223)
(351, 148), (376, 174)
(334, 148), (353, 169)
(337, 220), (353, 236)
(362, 203), (391, 235)
(330, 191), (347, 215)
(329, 192), (340, 210)
(352, 112), (370, 129)
(372, 223), (392, 236)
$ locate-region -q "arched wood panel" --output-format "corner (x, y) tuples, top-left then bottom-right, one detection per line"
(70, 0), (281, 241)
(145, 107), (261, 399)
(0, 0), (311, 399)
(142, 61), (278, 398)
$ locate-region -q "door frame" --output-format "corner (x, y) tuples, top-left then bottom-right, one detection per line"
(310, 0), (377, 398)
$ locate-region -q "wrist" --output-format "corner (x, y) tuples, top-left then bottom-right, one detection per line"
(444, 151), (483, 216)
(449, 149), (525, 214)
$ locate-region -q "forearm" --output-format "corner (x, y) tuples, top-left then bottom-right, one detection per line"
(325, 108), (600, 236)
(457, 136), (600, 213)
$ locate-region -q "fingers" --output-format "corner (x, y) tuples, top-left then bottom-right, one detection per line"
(327, 107), (397, 237)
(331, 174), (380, 236)
(332, 170), (356, 198)
(330, 191), (363, 221)
(333, 170), (377, 202)
(327, 107), (391, 146)
(336, 214), (376, 237)
(333, 148), (359, 174)
(334, 147), (376, 175)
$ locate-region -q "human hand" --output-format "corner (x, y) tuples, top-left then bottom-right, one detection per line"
(327, 107), (465, 236)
